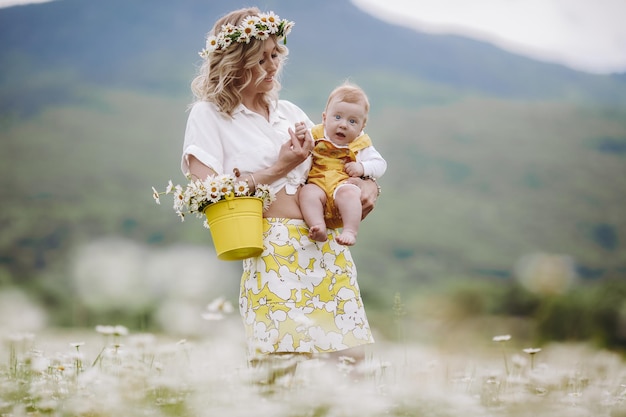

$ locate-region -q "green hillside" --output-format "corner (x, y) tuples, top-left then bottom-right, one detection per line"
(361, 100), (626, 280)
(2, 86), (625, 303)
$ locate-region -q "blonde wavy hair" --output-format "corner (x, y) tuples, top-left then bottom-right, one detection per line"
(191, 7), (289, 116)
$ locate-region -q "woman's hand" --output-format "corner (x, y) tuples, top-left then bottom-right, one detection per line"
(276, 123), (313, 173)
(346, 177), (380, 219)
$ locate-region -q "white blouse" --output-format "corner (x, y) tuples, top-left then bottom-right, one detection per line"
(181, 100), (314, 195)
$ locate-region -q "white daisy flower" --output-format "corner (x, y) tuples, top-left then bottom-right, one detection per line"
(264, 11), (280, 28)
(206, 296), (234, 314)
(237, 27), (254, 44)
(255, 29), (270, 41)
(165, 180), (174, 194)
(151, 186), (160, 204)
(234, 180), (250, 196)
(221, 23), (237, 35)
(281, 20), (295, 37)
(221, 37), (232, 49)
(206, 35), (219, 51)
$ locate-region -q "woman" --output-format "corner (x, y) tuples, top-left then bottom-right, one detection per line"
(181, 8), (379, 360)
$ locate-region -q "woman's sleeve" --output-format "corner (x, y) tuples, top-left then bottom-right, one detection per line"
(180, 103), (224, 176)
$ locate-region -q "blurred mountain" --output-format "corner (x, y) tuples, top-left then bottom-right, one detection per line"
(0, 0), (625, 326)
(1, 0), (626, 117)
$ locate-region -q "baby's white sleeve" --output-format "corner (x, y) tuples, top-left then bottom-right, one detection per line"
(358, 146), (387, 178)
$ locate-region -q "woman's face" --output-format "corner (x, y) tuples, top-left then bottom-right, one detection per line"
(240, 38), (280, 99)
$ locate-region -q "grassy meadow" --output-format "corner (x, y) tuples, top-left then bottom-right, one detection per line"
(2, 315), (626, 417)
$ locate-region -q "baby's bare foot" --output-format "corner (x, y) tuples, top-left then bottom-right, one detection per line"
(308, 224), (327, 242)
(336, 230), (357, 246)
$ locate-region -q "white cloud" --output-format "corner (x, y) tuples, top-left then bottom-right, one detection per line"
(0, 0), (53, 7)
(352, 0), (626, 74)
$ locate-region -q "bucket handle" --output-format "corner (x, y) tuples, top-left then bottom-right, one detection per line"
(225, 192), (236, 209)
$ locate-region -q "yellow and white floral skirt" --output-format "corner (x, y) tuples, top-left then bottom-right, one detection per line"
(240, 218), (374, 354)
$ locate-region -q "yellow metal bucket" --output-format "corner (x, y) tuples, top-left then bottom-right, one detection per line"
(204, 196), (264, 261)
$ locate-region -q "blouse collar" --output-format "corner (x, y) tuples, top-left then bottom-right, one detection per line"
(235, 101), (286, 125)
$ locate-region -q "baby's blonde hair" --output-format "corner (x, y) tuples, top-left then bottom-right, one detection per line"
(191, 7), (289, 116)
(325, 82), (370, 124)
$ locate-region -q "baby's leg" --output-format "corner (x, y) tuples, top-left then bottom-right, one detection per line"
(299, 183), (328, 242)
(334, 184), (362, 246)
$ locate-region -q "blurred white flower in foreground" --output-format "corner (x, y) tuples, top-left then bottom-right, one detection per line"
(202, 296), (234, 321)
(95, 325), (129, 337)
(492, 335), (511, 342)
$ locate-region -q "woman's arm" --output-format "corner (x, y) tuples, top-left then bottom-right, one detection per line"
(188, 123), (313, 191)
(188, 155), (217, 180)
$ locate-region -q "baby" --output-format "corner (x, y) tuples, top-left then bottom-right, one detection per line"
(297, 82), (386, 245)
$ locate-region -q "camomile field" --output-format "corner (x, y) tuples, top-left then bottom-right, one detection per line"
(2, 302), (626, 417)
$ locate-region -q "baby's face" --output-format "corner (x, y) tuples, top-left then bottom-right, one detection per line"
(322, 99), (367, 146)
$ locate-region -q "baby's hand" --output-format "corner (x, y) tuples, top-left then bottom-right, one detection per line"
(344, 161), (364, 177)
(294, 122), (307, 142)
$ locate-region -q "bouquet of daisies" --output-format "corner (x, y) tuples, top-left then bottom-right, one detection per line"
(152, 174), (275, 227)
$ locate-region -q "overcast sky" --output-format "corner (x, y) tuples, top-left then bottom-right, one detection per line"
(353, 0), (626, 74)
(2, 0), (625, 74)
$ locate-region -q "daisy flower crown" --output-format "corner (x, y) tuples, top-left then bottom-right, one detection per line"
(199, 12), (294, 59)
